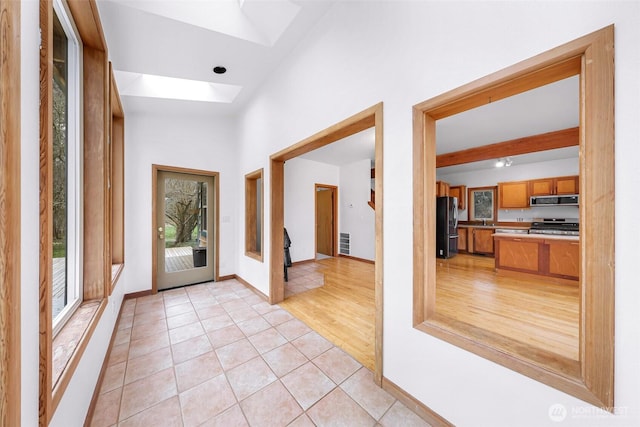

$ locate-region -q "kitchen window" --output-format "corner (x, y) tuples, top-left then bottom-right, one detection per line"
(468, 186), (496, 223)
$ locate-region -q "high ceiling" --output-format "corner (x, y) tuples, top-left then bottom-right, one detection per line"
(96, 0), (334, 116)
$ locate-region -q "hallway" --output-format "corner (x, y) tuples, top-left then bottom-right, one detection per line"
(89, 278), (429, 426)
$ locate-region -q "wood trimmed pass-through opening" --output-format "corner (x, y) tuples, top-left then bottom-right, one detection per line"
(270, 103), (384, 384)
(413, 26), (614, 408)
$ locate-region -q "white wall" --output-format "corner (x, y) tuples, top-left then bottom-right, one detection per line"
(284, 157), (339, 262)
(440, 157), (580, 222)
(123, 113), (238, 293)
(339, 159), (375, 261)
(236, 2), (640, 426)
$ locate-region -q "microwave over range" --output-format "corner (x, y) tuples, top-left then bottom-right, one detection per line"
(530, 194), (579, 206)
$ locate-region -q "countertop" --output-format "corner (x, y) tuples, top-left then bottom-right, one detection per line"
(458, 224), (530, 230)
(492, 232), (579, 241)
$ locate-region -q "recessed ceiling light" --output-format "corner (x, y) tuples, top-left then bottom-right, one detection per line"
(213, 66), (227, 74)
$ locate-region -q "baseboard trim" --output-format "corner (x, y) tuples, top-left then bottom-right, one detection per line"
(338, 254), (375, 264)
(382, 376), (453, 427)
(218, 274), (236, 282)
(123, 289), (154, 300)
(233, 274), (269, 302)
(83, 300), (127, 426)
(291, 258), (316, 266)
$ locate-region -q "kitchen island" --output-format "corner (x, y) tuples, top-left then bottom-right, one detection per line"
(493, 232), (579, 283)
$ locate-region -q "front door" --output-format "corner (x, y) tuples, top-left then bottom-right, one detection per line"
(156, 170), (215, 290)
(315, 185), (337, 257)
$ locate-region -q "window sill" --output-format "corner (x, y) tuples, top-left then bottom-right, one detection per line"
(52, 298), (106, 410)
(111, 263), (124, 294)
(245, 251), (264, 262)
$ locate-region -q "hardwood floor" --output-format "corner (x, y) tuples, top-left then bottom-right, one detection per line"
(434, 253), (580, 376)
(279, 257), (376, 371)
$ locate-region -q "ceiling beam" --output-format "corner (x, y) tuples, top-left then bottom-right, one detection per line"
(436, 126), (579, 168)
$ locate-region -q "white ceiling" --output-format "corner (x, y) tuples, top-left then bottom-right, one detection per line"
(96, 2), (579, 170)
(96, 0), (334, 116)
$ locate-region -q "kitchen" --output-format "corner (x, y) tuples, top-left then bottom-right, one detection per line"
(430, 74), (582, 374)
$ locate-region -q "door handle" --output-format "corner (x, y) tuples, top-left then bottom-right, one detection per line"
(158, 227), (164, 240)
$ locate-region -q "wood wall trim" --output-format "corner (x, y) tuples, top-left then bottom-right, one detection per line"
(436, 127), (578, 168)
(66, 0), (106, 51)
(270, 102), (384, 385)
(0, 0), (22, 424)
(39, 0), (54, 423)
(412, 26), (614, 408)
(314, 184), (338, 257)
(382, 377), (453, 427)
(232, 275), (269, 302)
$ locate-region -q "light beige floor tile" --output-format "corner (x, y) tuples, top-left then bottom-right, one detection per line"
(124, 346), (173, 385)
(166, 311), (200, 330)
(228, 307), (260, 323)
(240, 381), (303, 427)
(169, 321), (205, 345)
(175, 351), (223, 393)
(236, 316), (271, 337)
(281, 362), (336, 410)
(118, 395), (183, 427)
(165, 301), (194, 318)
(108, 342), (129, 366)
(130, 318), (168, 341)
(287, 414), (315, 427)
(226, 356), (277, 400)
(117, 315), (134, 331)
(101, 361), (126, 393)
(207, 324), (245, 349)
(132, 309), (166, 327)
(215, 339), (259, 371)
(128, 331), (170, 360)
(221, 299), (250, 313)
(313, 346), (361, 384)
(275, 319), (312, 341)
(171, 334), (213, 364)
(199, 405), (249, 427)
(90, 387), (121, 427)
(251, 301), (280, 315)
(306, 388), (376, 427)
(247, 327), (287, 354)
(262, 343), (308, 377)
(179, 374), (237, 427)
(113, 328), (131, 346)
(340, 367), (396, 421)
(263, 309), (295, 326)
(291, 331), (333, 359)
(195, 304), (227, 321)
(379, 401), (432, 427)
(119, 367), (177, 420)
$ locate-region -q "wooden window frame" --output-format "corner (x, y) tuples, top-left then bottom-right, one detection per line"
(413, 26), (614, 408)
(0, 0), (21, 424)
(467, 186), (497, 222)
(110, 63), (125, 290)
(245, 168), (264, 262)
(40, 0), (120, 423)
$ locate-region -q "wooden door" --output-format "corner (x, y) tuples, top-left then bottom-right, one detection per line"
(316, 185), (336, 257)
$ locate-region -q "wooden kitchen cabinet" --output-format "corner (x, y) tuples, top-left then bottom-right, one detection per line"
(548, 240), (580, 279)
(529, 175), (579, 196)
(449, 185), (466, 210)
(436, 181), (450, 197)
(498, 181), (530, 209)
(469, 228), (494, 255)
(494, 235), (579, 282)
(458, 227), (467, 252)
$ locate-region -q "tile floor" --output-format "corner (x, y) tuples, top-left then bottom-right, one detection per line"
(90, 279), (431, 427)
(284, 262), (325, 298)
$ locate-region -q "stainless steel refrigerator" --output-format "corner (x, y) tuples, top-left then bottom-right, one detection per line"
(436, 196), (458, 259)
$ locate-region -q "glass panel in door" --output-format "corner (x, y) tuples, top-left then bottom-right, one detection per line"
(157, 171), (214, 290)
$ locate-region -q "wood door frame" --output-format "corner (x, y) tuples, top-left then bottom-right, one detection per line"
(314, 184), (338, 257)
(270, 103), (384, 384)
(151, 165), (220, 293)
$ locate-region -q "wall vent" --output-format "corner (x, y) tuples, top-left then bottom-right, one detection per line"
(339, 232), (350, 255)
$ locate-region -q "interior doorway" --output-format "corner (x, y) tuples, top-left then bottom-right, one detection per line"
(270, 103), (384, 384)
(315, 184), (337, 258)
(152, 165), (220, 292)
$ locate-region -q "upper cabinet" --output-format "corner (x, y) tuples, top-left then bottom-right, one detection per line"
(529, 175), (579, 196)
(498, 181), (529, 209)
(449, 185), (466, 210)
(436, 180), (450, 197)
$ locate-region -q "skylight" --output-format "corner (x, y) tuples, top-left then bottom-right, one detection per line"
(115, 70), (243, 104)
(108, 0), (301, 46)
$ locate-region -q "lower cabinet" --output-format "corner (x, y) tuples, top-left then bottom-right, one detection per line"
(458, 227), (467, 252)
(494, 235), (579, 281)
(469, 228), (494, 255)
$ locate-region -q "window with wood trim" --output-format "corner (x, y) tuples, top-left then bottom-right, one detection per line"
(40, 0), (121, 422)
(245, 169), (263, 261)
(110, 64), (125, 290)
